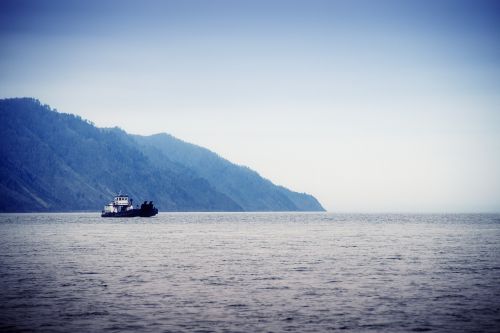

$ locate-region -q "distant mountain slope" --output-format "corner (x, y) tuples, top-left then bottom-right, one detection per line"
(134, 134), (325, 211)
(0, 98), (324, 212)
(0, 98), (241, 212)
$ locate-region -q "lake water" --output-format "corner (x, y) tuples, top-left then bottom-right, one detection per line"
(0, 213), (499, 332)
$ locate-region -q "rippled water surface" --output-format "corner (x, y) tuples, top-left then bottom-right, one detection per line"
(1, 213), (499, 332)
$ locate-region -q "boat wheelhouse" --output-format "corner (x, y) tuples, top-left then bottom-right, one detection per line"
(103, 194), (134, 214)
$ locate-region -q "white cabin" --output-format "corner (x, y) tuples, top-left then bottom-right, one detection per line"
(103, 194), (134, 213)
(114, 195), (132, 206)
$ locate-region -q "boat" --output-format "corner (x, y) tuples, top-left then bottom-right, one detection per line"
(101, 194), (158, 217)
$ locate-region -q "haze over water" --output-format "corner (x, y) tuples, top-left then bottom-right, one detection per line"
(1, 213), (499, 332)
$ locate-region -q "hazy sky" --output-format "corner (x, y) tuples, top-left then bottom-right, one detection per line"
(1, 0), (500, 212)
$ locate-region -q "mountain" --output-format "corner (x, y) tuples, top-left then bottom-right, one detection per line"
(133, 134), (324, 211)
(0, 98), (325, 212)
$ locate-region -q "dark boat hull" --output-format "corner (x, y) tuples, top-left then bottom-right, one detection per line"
(101, 208), (158, 218)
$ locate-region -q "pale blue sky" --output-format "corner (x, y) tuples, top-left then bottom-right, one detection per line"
(1, 0), (499, 212)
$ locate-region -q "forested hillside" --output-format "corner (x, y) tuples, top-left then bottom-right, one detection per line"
(0, 98), (324, 212)
(134, 134), (324, 211)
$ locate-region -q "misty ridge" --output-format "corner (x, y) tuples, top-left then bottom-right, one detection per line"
(0, 97), (324, 212)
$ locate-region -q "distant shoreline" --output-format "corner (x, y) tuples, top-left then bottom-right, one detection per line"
(2, 211), (500, 215)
